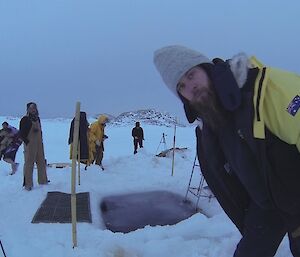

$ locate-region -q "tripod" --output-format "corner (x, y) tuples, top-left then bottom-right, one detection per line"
(156, 133), (167, 155)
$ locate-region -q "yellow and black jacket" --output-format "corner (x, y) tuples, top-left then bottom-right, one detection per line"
(193, 58), (300, 234)
(251, 57), (300, 152)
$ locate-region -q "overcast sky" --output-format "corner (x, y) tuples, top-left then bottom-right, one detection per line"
(1, 0), (299, 122)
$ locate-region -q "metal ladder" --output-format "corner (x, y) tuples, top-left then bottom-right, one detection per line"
(184, 155), (214, 211)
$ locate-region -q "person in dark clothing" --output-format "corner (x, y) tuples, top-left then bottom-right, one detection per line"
(154, 45), (300, 256)
(19, 102), (49, 191)
(132, 122), (144, 154)
(68, 111), (89, 162)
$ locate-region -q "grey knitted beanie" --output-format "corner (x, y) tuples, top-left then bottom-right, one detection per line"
(153, 45), (212, 97)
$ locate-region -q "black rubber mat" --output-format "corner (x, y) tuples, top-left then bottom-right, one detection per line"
(32, 191), (92, 223)
(100, 190), (196, 233)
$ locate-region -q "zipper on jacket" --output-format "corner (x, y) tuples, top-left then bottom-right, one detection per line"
(255, 67), (266, 122)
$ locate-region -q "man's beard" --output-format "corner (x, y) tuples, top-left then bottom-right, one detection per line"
(190, 87), (225, 132)
(28, 111), (39, 121)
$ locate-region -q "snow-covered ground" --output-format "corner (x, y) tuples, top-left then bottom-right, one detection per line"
(0, 117), (291, 257)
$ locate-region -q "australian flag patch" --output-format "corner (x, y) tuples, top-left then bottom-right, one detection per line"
(287, 95), (300, 116)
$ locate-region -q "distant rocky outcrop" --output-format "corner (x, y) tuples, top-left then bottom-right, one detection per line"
(95, 109), (185, 127)
(92, 113), (116, 121)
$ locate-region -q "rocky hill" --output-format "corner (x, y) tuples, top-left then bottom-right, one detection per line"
(95, 109), (185, 127)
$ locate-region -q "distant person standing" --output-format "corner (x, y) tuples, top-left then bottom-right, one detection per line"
(132, 122), (144, 154)
(19, 102), (48, 191)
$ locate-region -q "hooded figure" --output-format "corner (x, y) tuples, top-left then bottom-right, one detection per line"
(68, 111), (89, 162)
(153, 45), (300, 257)
(19, 102), (48, 190)
(88, 115), (108, 170)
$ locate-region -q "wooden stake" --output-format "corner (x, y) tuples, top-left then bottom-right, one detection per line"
(71, 102), (80, 248)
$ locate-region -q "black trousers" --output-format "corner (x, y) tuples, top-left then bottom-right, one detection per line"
(234, 201), (300, 257)
(94, 145), (104, 165)
(133, 138), (143, 152)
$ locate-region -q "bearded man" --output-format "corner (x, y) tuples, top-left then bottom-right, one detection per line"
(154, 45), (300, 257)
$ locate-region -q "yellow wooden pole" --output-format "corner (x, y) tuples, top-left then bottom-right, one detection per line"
(171, 118), (177, 176)
(71, 102), (80, 248)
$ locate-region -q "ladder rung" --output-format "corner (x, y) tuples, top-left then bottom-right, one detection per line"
(188, 190), (199, 197)
(188, 189), (213, 198)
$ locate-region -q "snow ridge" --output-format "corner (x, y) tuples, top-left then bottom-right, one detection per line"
(95, 109), (185, 127)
